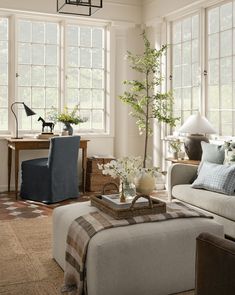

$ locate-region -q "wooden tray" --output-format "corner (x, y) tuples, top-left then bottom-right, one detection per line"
(90, 194), (166, 220)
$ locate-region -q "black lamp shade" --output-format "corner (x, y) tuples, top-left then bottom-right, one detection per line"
(23, 103), (36, 116)
(11, 102), (36, 139)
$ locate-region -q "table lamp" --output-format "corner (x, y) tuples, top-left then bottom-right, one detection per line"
(178, 113), (216, 160)
(11, 102), (36, 139)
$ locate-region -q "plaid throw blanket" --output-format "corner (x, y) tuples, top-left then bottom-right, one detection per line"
(61, 202), (212, 295)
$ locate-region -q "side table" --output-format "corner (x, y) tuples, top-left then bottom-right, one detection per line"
(166, 157), (200, 166)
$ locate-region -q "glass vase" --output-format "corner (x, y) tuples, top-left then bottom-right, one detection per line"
(119, 179), (136, 202)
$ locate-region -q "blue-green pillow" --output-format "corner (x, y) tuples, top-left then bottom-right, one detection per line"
(201, 142), (225, 164)
(192, 161), (235, 195)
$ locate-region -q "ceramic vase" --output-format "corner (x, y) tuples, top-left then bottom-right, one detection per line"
(63, 123), (73, 135)
(135, 173), (156, 195)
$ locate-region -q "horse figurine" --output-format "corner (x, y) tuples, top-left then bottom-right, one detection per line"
(38, 117), (55, 133)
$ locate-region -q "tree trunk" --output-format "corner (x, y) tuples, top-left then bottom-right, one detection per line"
(143, 72), (149, 168)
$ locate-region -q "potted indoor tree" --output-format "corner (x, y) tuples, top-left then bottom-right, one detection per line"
(119, 31), (179, 193)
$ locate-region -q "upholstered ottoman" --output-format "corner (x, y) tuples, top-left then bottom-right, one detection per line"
(52, 201), (223, 295)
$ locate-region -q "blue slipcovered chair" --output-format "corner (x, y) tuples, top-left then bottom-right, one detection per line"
(20, 136), (80, 203)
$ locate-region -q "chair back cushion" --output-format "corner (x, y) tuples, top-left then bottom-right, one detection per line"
(48, 136), (80, 198)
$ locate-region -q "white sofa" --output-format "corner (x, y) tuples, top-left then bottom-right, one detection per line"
(168, 163), (235, 239)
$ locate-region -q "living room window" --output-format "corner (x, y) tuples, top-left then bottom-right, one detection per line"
(65, 25), (105, 132)
(170, 0), (235, 137)
(171, 14), (200, 128)
(17, 19), (60, 131)
(0, 17), (8, 131)
(0, 13), (107, 135)
(206, 1), (235, 136)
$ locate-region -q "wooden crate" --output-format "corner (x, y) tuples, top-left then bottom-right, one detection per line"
(86, 173), (119, 192)
(87, 157), (115, 174)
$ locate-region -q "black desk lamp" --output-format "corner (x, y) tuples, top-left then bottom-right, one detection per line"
(11, 102), (36, 139)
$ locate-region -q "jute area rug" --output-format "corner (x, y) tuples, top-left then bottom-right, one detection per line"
(0, 216), (194, 295)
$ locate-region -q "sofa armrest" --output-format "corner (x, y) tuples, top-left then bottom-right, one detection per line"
(167, 163), (198, 200)
(195, 232), (235, 295)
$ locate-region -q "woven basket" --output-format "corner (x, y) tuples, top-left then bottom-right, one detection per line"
(90, 194), (166, 220)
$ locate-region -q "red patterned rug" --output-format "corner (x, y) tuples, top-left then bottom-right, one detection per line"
(0, 192), (90, 220)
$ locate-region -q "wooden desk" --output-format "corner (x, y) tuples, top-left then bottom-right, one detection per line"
(166, 157), (200, 166)
(6, 138), (89, 199)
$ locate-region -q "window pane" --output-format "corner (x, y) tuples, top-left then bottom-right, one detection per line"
(32, 22), (45, 43)
(220, 30), (232, 57)
(0, 18), (8, 41)
(18, 20), (31, 42)
(67, 25), (79, 46)
(67, 68), (79, 88)
(208, 60), (219, 85)
(92, 69), (103, 88)
(92, 28), (103, 48)
(182, 18), (191, 41)
(220, 57), (232, 84)
(32, 88), (45, 108)
(207, 3), (235, 136)
(66, 25), (105, 132)
(221, 85), (232, 109)
(92, 110), (103, 129)
(172, 14), (199, 126)
(0, 86), (8, 107)
(68, 47), (79, 67)
(46, 23), (58, 44)
(18, 65), (31, 86)
(92, 48), (103, 68)
(46, 88), (58, 108)
(80, 69), (91, 88)
(80, 48), (91, 68)
(18, 43), (31, 64)
(67, 89), (79, 107)
(208, 85), (219, 109)
(182, 41), (191, 64)
(32, 44), (44, 65)
(32, 66), (45, 86)
(0, 109), (7, 130)
(45, 67), (58, 87)
(18, 87), (31, 106)
(80, 89), (92, 108)
(172, 22), (181, 44)
(208, 7), (219, 34)
(208, 34), (219, 59)
(18, 19), (59, 131)
(93, 90), (104, 108)
(45, 45), (58, 65)
(220, 2), (232, 31)
(173, 44), (181, 66)
(80, 27), (91, 47)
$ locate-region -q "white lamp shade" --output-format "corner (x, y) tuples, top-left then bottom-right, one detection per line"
(178, 113), (216, 134)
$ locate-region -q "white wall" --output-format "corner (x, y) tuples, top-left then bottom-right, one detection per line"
(143, 0), (204, 21)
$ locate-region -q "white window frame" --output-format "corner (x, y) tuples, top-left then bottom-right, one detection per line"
(166, 0), (235, 138)
(0, 11), (109, 137)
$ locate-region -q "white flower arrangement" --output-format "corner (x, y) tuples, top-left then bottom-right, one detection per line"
(98, 156), (143, 182)
(98, 156), (160, 182)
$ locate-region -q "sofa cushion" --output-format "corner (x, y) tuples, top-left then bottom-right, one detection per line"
(201, 142), (225, 165)
(192, 161), (235, 195)
(172, 184), (235, 222)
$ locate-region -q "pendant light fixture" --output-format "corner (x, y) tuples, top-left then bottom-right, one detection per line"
(57, 0), (103, 16)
